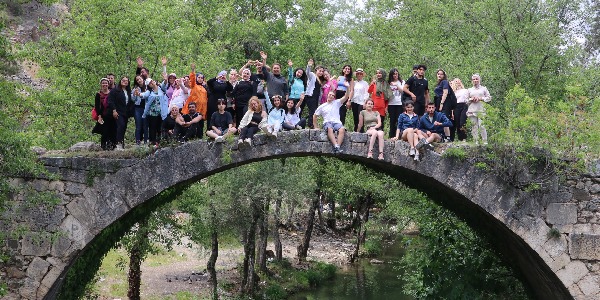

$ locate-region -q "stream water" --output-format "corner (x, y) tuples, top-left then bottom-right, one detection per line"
(290, 238), (413, 300)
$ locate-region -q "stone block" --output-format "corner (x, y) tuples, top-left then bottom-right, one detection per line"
(60, 215), (92, 248)
(26, 257), (50, 281)
(19, 278), (40, 300)
(348, 132), (368, 143)
(590, 184), (600, 194)
(7, 267), (26, 279)
(543, 235), (568, 259)
(21, 233), (51, 256)
(64, 182), (86, 195)
(40, 264), (65, 290)
(573, 188), (592, 202)
(557, 261), (589, 287)
(549, 253), (571, 272)
(577, 274), (599, 296)
(48, 181), (64, 192)
(51, 235), (73, 258)
(68, 141), (100, 152)
(569, 234), (600, 260)
(546, 203), (577, 225)
(542, 191), (572, 205)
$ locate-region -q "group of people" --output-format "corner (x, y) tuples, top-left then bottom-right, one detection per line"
(92, 53), (491, 161)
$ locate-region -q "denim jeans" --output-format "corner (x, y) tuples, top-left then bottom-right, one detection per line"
(134, 106), (149, 143)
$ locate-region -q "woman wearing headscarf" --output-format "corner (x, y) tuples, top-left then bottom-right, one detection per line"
(206, 70), (233, 124)
(367, 68), (394, 130)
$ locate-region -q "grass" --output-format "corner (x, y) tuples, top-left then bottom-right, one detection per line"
(261, 259), (337, 300)
(94, 246), (190, 299)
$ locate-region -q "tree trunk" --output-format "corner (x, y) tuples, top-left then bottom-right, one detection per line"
(243, 199), (261, 295)
(273, 197), (283, 261)
(326, 198), (336, 230)
(127, 220), (149, 300)
(317, 192), (325, 228)
(207, 201), (219, 300)
(297, 190), (320, 262)
(257, 198), (270, 273)
(359, 195), (373, 245)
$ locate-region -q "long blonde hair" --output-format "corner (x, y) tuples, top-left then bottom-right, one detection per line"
(450, 78), (464, 91)
(249, 96), (262, 112)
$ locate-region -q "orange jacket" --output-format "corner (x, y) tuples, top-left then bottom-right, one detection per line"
(182, 71), (208, 118)
(368, 82), (388, 116)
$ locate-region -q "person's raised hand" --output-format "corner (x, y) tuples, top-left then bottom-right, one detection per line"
(161, 56), (167, 66)
(308, 58), (314, 67)
(288, 59), (293, 67)
(136, 56), (144, 67)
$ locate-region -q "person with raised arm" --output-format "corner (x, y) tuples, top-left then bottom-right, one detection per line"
(181, 63), (207, 135)
(206, 70), (233, 124)
(313, 91), (349, 154)
(260, 51), (289, 103)
(232, 67), (257, 127)
(302, 58), (323, 129)
(263, 94), (286, 137)
(282, 98), (306, 130)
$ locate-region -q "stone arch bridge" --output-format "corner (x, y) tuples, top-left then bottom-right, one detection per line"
(3, 130), (600, 299)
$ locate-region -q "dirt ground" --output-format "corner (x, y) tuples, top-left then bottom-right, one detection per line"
(98, 228), (357, 299)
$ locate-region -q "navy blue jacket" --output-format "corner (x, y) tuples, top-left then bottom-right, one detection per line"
(418, 111), (453, 134)
(396, 113), (420, 131)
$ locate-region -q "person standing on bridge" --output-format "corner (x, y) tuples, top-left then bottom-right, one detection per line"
(93, 78), (115, 150)
(141, 78), (169, 148)
(336, 64), (354, 126)
(313, 91), (349, 154)
(467, 73), (492, 145)
(260, 51), (289, 105)
(403, 64), (430, 116)
(108, 76), (133, 150)
(368, 68), (393, 132)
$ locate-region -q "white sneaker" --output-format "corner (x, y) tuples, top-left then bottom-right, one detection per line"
(245, 138), (252, 146)
(238, 139), (243, 145)
(273, 130), (278, 137)
(267, 127), (273, 136)
(295, 125), (302, 130)
(414, 153), (420, 161)
(215, 136), (223, 143)
(115, 144), (124, 151)
(409, 148), (416, 157)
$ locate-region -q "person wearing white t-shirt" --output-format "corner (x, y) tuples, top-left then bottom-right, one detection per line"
(314, 91), (349, 154)
(351, 68), (369, 132)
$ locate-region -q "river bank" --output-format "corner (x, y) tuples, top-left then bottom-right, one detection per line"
(94, 227), (363, 299)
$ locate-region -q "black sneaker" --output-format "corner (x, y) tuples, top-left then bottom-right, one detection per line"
(332, 146), (339, 154)
(337, 147), (344, 154)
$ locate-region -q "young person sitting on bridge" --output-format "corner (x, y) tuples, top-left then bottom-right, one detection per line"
(313, 91), (350, 154)
(417, 102), (453, 151)
(206, 99), (236, 143)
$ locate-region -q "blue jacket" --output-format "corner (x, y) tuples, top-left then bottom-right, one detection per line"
(419, 111), (453, 134)
(142, 86), (169, 120)
(396, 113), (420, 131)
(265, 96), (285, 125)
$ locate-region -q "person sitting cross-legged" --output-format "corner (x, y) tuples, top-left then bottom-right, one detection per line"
(176, 102), (203, 142)
(417, 102), (453, 152)
(313, 91), (349, 154)
(206, 99), (236, 143)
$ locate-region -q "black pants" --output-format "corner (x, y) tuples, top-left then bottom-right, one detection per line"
(302, 95), (319, 128)
(147, 115), (162, 144)
(336, 90), (348, 125)
(235, 105), (248, 129)
(100, 116), (116, 150)
(351, 102), (363, 132)
(240, 125), (259, 140)
(414, 100), (425, 116)
(179, 121), (204, 141)
(387, 105), (403, 138)
(454, 103), (468, 141)
(115, 115), (128, 146)
(282, 118), (307, 130)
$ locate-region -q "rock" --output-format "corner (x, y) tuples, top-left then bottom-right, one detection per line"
(7, 267), (26, 279)
(577, 274), (599, 296)
(68, 141), (101, 152)
(546, 203), (577, 225)
(589, 184), (600, 194)
(21, 233), (51, 256)
(31, 146), (46, 156)
(26, 257), (50, 281)
(569, 234), (600, 260)
(557, 261), (589, 287)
